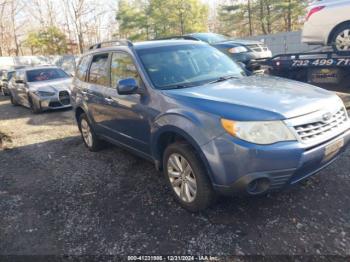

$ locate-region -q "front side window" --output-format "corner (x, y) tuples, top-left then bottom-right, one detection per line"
(26, 68), (69, 83)
(110, 52), (139, 88)
(88, 53), (109, 86)
(136, 44), (245, 89)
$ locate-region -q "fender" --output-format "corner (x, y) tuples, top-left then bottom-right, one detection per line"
(74, 101), (95, 130)
(151, 112), (218, 183)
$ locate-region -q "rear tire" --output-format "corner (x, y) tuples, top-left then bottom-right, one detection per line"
(78, 113), (104, 152)
(331, 22), (350, 53)
(163, 142), (216, 212)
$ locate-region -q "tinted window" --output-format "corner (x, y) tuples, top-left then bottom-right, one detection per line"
(110, 52), (139, 88)
(137, 44), (244, 89)
(76, 55), (91, 81)
(26, 68), (69, 82)
(88, 53), (109, 86)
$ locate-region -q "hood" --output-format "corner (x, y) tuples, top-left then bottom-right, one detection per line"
(163, 75), (341, 121)
(28, 78), (72, 92)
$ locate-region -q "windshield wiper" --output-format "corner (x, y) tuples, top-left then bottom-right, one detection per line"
(208, 75), (239, 85)
(160, 83), (196, 90)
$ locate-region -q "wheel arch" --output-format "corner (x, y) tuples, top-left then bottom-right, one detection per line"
(151, 126), (215, 183)
(327, 20), (350, 44)
(75, 106), (86, 123)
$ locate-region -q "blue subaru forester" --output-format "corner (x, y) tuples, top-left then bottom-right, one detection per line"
(71, 40), (350, 211)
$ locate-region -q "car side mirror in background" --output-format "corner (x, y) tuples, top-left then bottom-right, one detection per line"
(117, 78), (139, 95)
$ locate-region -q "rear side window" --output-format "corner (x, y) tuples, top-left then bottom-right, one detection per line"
(110, 52), (139, 88)
(76, 55), (91, 81)
(88, 53), (109, 86)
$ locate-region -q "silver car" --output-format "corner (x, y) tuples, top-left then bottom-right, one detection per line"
(302, 0), (350, 52)
(9, 66), (72, 113)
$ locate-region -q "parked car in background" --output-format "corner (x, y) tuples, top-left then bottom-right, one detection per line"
(302, 0), (350, 52)
(9, 66), (72, 113)
(1, 70), (15, 96)
(0, 70), (5, 93)
(161, 33), (272, 64)
(71, 40), (350, 212)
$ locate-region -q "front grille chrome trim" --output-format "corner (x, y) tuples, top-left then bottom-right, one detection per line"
(284, 106), (350, 148)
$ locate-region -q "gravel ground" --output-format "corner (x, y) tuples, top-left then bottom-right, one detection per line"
(0, 96), (350, 258)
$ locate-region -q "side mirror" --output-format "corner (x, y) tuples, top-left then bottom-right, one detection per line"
(117, 78), (138, 95)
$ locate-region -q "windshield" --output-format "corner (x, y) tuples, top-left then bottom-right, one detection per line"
(192, 33), (229, 44)
(137, 44), (245, 89)
(26, 68), (69, 83)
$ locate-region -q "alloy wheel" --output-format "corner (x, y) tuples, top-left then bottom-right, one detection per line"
(335, 29), (350, 51)
(167, 153), (197, 203)
(80, 119), (93, 147)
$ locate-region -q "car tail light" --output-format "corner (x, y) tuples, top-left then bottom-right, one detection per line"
(306, 6), (325, 21)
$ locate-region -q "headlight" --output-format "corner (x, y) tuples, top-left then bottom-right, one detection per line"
(34, 91), (55, 97)
(228, 46), (248, 54)
(221, 119), (296, 145)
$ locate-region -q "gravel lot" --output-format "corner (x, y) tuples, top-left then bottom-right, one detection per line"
(0, 95), (350, 258)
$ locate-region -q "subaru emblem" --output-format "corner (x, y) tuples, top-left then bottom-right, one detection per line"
(322, 112), (332, 122)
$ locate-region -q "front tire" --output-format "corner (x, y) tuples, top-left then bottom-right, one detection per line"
(331, 23), (350, 53)
(78, 113), (104, 152)
(163, 142), (216, 212)
(28, 96), (41, 114)
(10, 93), (19, 106)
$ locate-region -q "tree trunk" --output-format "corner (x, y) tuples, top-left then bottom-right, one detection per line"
(259, 0), (266, 35)
(247, 0), (253, 36)
(266, 1), (272, 33)
(287, 0), (292, 31)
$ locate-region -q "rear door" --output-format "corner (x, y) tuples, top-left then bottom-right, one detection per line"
(85, 53), (111, 131)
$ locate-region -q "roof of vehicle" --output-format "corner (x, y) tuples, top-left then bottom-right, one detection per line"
(85, 39), (206, 55)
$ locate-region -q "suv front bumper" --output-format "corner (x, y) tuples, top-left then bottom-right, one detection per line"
(201, 129), (350, 195)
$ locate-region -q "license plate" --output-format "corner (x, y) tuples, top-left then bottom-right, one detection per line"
(324, 139), (344, 161)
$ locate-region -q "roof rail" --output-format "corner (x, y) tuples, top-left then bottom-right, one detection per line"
(88, 39), (133, 50)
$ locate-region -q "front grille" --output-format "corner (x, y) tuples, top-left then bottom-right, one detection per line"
(49, 101), (62, 108)
(293, 108), (348, 143)
(59, 91), (70, 105)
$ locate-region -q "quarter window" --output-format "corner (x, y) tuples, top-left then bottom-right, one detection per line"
(110, 52), (139, 88)
(76, 55), (91, 81)
(88, 53), (109, 86)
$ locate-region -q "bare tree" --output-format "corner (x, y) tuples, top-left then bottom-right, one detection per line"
(0, 0), (8, 56)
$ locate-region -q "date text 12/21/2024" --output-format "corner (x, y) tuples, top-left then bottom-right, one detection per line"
(127, 255), (219, 261)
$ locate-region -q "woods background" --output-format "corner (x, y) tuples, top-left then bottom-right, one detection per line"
(0, 0), (309, 56)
